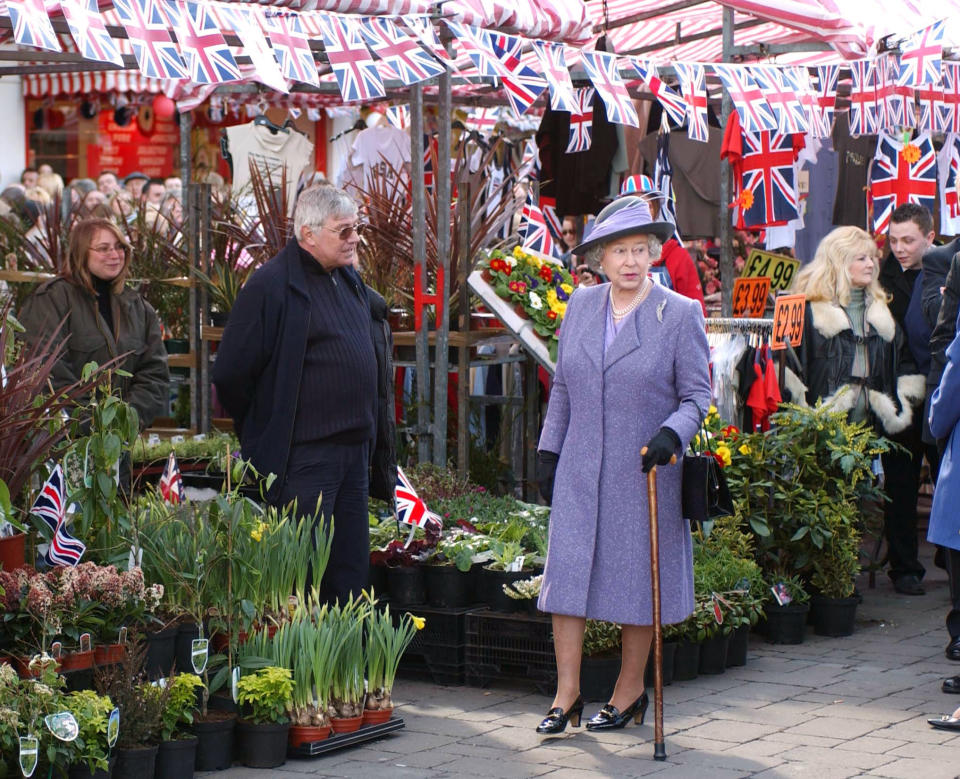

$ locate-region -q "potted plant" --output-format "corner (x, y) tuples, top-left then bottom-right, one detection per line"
(277, 610), (337, 748)
(156, 673), (203, 779)
(670, 615), (699, 682)
(479, 541), (533, 612)
(502, 572), (543, 616)
(364, 606), (423, 725)
(235, 666), (294, 769)
(63, 689), (116, 779)
(809, 502), (862, 637)
(581, 620), (622, 702)
(763, 575), (811, 645)
(327, 598), (367, 733)
(422, 528), (481, 608)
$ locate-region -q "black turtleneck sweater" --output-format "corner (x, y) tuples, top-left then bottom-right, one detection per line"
(293, 246), (377, 445)
(93, 276), (114, 337)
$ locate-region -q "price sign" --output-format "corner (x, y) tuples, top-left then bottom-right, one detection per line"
(772, 294), (805, 350)
(742, 249), (800, 293)
(732, 277), (771, 318)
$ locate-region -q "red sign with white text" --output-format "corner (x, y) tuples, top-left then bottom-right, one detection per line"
(86, 110), (178, 177)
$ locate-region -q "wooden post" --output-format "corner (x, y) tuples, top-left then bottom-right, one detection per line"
(719, 6), (735, 318)
(524, 356), (538, 502)
(180, 109), (198, 431)
(432, 68), (452, 466)
(457, 176), (472, 480)
(198, 183), (212, 434)
(410, 83), (431, 462)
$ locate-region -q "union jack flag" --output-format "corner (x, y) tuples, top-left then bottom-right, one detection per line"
(751, 65), (807, 134)
(898, 20), (945, 87)
(531, 40), (579, 114)
(318, 15), (384, 102)
(786, 66), (827, 138)
(358, 17), (444, 86)
(488, 33), (547, 116)
(631, 59), (687, 127)
(30, 465), (85, 567)
(869, 131), (937, 233)
(214, 4), (287, 93)
(942, 134), (960, 232)
(59, 0), (123, 66)
(916, 80), (943, 133)
(386, 104), (410, 129)
(6, 0), (61, 52)
(848, 60), (879, 135)
(395, 466), (441, 530)
(518, 138), (539, 180)
(402, 15), (452, 64)
(876, 54), (915, 131)
(815, 65), (839, 135)
(445, 21), (500, 80)
(712, 63), (777, 133)
(159, 452), (186, 505)
(261, 10), (319, 86)
(566, 87), (594, 153)
(582, 51), (639, 128)
(113, 0), (187, 80)
(673, 62), (709, 142)
(540, 198), (564, 246)
(466, 107), (500, 134)
(654, 133), (678, 226)
(939, 63), (960, 134)
(520, 190), (556, 258)
(161, 0), (241, 84)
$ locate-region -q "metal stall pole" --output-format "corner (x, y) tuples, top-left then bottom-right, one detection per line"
(432, 68), (452, 466)
(456, 173), (472, 480)
(524, 357), (538, 502)
(410, 83), (432, 462)
(179, 110), (199, 431)
(198, 183), (212, 433)
(719, 6), (735, 317)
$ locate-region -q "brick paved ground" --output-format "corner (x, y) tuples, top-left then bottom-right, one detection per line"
(208, 540), (960, 778)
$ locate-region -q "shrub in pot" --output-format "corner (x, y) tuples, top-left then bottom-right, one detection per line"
(809, 506), (861, 637)
(480, 541), (535, 612)
(763, 575), (811, 644)
(422, 528), (486, 608)
(156, 673), (203, 779)
(502, 573), (544, 616)
(235, 666), (293, 769)
(63, 688), (116, 779)
(365, 606), (423, 725)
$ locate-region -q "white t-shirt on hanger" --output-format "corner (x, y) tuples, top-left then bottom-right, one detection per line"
(344, 125), (411, 192)
(226, 121), (314, 212)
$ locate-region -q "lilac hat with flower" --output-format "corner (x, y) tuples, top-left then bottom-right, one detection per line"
(571, 195), (675, 256)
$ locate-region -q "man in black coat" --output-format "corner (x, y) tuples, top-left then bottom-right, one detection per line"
(213, 185), (396, 605)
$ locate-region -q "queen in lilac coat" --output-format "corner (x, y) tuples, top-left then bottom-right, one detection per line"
(533, 196), (711, 737)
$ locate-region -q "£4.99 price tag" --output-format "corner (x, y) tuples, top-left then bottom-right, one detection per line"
(772, 294), (805, 350)
(742, 249), (800, 293)
(732, 277), (771, 318)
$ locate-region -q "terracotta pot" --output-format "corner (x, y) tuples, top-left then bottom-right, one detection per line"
(0, 533), (26, 571)
(94, 643), (126, 666)
(513, 303), (529, 320)
(329, 715), (363, 734)
(361, 707), (393, 726)
(288, 723), (331, 747)
(60, 649), (95, 672)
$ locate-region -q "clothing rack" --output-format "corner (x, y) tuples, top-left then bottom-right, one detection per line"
(705, 317), (773, 331)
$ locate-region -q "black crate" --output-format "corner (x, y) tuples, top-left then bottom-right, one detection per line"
(464, 610), (556, 693)
(388, 604), (476, 655)
(397, 652), (465, 686)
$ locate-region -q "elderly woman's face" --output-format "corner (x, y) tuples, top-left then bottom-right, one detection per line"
(600, 234), (652, 294)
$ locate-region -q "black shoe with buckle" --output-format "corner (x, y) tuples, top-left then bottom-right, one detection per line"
(947, 638), (960, 662)
(943, 676), (960, 694)
(536, 695), (584, 734)
(585, 693), (649, 731)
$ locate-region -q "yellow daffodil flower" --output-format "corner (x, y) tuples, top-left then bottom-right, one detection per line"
(561, 283), (573, 294)
(738, 444), (751, 456)
(411, 615), (426, 630)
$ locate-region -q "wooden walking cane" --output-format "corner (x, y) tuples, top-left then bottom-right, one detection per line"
(640, 447), (677, 761)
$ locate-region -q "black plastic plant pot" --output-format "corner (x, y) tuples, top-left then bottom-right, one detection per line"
(424, 564), (471, 608)
(144, 623), (178, 679)
(726, 624), (750, 667)
(644, 640), (678, 687)
(368, 563), (388, 598)
(811, 596), (858, 637)
(698, 632), (729, 675)
(66, 756), (115, 779)
(479, 566), (529, 612)
(672, 640), (700, 681)
(385, 565), (426, 607)
(156, 736), (197, 779)
(581, 652), (620, 702)
(763, 602), (810, 645)
(175, 621), (201, 675)
(192, 714), (236, 771)
(112, 745), (158, 779)
(235, 720), (289, 769)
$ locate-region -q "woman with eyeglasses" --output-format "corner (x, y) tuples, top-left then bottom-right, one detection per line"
(18, 217), (169, 429)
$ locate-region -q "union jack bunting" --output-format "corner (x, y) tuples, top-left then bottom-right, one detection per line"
(874, 54), (915, 131)
(520, 190), (556, 258)
(395, 466), (442, 530)
(630, 60), (687, 127)
(582, 51), (639, 128)
(848, 60), (879, 135)
(159, 452), (186, 505)
(5, 0), (61, 53)
(712, 64), (777, 133)
(465, 106), (500, 134)
(673, 63), (709, 142)
(260, 10), (319, 86)
(941, 133), (960, 234)
(386, 104), (410, 129)
(518, 137), (539, 180)
(868, 131), (937, 233)
(786, 66), (828, 138)
(898, 20), (945, 87)
(815, 65), (839, 134)
(566, 87), (594, 153)
(30, 465), (85, 567)
(445, 21), (501, 80)
(214, 4), (287, 93)
(59, 0), (123, 66)
(540, 198), (564, 246)
(160, 0), (241, 84)
(531, 40), (579, 114)
(402, 16), (453, 64)
(654, 133), (678, 226)
(751, 66), (807, 134)
(318, 15), (384, 102)
(939, 63), (960, 134)
(358, 17), (444, 86)
(916, 80), (943, 133)
(488, 33), (547, 116)
(113, 0), (187, 80)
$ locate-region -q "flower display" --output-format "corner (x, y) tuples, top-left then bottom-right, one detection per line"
(693, 406), (746, 470)
(482, 246), (579, 361)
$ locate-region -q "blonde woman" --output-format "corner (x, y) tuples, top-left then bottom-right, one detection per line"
(787, 225), (924, 434)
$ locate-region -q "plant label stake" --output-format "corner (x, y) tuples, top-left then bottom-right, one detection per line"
(191, 638), (210, 674)
(19, 735), (38, 778)
(231, 667), (240, 703)
(119, 626), (127, 644)
(171, 434), (185, 444)
(640, 447), (676, 761)
(107, 708), (119, 748)
(51, 641), (62, 660)
(148, 433), (161, 445)
(44, 712), (79, 741)
(79, 632), (91, 653)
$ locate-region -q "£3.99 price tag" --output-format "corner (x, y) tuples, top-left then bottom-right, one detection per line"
(732, 277), (771, 318)
(772, 294), (805, 350)
(742, 249), (800, 292)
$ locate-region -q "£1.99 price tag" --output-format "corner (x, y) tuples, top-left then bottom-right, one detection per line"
(732, 277), (771, 318)
(742, 248), (800, 293)
(772, 294), (805, 350)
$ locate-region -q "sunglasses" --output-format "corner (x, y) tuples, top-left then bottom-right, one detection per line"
(321, 223), (367, 241)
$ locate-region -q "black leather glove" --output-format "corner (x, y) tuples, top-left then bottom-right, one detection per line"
(642, 427), (681, 473)
(536, 450), (560, 504)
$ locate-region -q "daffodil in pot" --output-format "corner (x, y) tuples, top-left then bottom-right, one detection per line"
(235, 666), (294, 769)
(364, 607), (424, 725)
(156, 673), (203, 779)
(327, 598), (368, 733)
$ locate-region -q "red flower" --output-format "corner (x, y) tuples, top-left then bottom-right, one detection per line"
(546, 310), (557, 320)
(539, 266), (553, 282)
(709, 451), (725, 468)
(490, 258), (505, 273)
(722, 425), (740, 439)
(517, 282), (527, 293)
(508, 280), (520, 292)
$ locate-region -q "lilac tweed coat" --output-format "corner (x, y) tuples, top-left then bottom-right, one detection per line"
(537, 282), (712, 626)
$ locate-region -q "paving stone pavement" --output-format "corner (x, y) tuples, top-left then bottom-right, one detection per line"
(207, 543), (960, 778)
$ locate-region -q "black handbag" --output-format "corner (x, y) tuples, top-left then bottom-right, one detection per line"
(682, 410), (735, 529)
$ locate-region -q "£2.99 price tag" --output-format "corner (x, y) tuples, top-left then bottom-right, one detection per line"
(772, 294), (805, 350)
(742, 248), (800, 293)
(732, 277), (771, 318)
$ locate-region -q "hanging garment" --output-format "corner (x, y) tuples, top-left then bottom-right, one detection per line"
(344, 124), (412, 192)
(831, 120), (875, 229)
(940, 133), (960, 236)
(711, 334), (748, 428)
(225, 121), (314, 211)
(868, 131), (937, 234)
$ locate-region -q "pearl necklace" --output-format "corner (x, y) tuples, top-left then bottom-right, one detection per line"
(610, 278), (651, 321)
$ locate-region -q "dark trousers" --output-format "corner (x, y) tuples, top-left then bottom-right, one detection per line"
(277, 440), (370, 606)
(947, 549), (960, 639)
(881, 429), (937, 581)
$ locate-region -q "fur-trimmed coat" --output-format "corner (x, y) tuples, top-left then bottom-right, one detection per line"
(786, 299), (925, 436)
